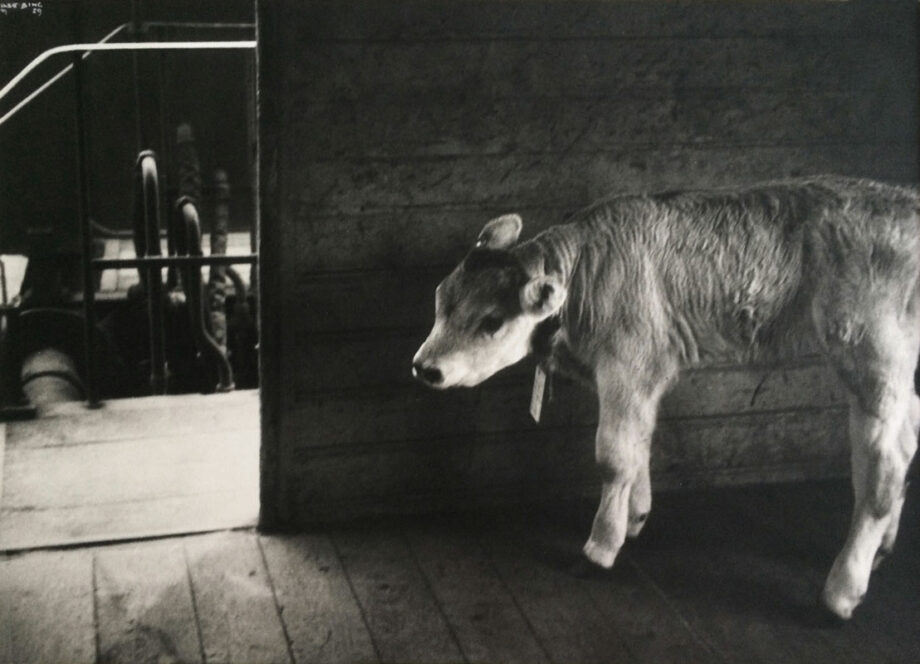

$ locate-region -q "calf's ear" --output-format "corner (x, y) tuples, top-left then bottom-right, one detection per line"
(521, 275), (566, 318)
(475, 214), (522, 250)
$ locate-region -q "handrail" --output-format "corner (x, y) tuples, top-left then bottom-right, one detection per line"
(0, 40), (256, 116)
(0, 23), (130, 127)
(0, 22), (255, 127)
(134, 151), (168, 395)
(173, 197), (235, 392)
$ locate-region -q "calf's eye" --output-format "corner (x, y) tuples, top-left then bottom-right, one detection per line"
(479, 314), (504, 335)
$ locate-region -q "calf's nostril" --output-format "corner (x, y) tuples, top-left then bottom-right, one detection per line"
(412, 361), (443, 385)
(422, 366), (443, 384)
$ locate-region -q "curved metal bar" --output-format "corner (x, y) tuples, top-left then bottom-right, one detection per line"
(0, 23), (130, 127)
(0, 40), (256, 108)
(174, 197), (235, 393)
(134, 151), (168, 394)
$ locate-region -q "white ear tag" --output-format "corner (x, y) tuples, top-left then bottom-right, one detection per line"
(529, 366), (547, 423)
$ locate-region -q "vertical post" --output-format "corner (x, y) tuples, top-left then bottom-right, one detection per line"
(73, 52), (99, 408)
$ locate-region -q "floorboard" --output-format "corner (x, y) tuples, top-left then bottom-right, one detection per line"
(94, 540), (203, 664)
(258, 533), (378, 664)
(405, 522), (551, 664)
(0, 482), (917, 664)
(508, 501), (720, 664)
(626, 487), (888, 664)
(184, 531), (291, 664)
(476, 515), (636, 664)
(737, 480), (920, 664)
(0, 548), (96, 664)
(332, 529), (464, 663)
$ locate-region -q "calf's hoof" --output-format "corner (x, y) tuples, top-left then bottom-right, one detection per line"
(821, 585), (863, 621)
(582, 539), (618, 569)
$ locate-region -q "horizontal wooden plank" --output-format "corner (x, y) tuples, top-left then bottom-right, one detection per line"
(290, 209), (564, 273)
(6, 390), (258, 449)
(286, 144), (916, 216)
(283, 37), (903, 102)
(0, 489), (259, 551)
(294, 90), (912, 159)
(3, 429), (258, 509)
(287, 0), (908, 42)
(289, 315), (838, 393)
(281, 407), (849, 521)
(287, 360), (846, 448)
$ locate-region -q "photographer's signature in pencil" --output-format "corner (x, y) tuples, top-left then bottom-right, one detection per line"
(0, 2), (43, 16)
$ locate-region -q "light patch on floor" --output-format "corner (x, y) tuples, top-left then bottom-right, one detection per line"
(0, 390), (259, 551)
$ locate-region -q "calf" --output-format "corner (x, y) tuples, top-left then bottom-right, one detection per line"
(412, 175), (920, 620)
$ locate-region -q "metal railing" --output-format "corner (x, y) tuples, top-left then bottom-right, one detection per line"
(1, 33), (258, 407)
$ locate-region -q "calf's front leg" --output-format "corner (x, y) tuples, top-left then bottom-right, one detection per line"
(583, 377), (660, 568)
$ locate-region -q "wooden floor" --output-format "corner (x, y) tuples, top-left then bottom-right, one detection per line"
(0, 391), (259, 551)
(2, 479), (918, 664)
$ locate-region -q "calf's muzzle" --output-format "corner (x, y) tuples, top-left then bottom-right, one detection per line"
(412, 359), (444, 386)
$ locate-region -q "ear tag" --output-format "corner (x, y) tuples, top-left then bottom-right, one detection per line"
(529, 366), (547, 423)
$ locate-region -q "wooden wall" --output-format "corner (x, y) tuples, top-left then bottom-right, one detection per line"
(258, 0), (919, 526)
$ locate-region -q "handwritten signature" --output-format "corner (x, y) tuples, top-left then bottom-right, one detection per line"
(0, 2), (43, 16)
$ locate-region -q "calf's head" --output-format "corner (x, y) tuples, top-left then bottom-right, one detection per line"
(412, 214), (567, 388)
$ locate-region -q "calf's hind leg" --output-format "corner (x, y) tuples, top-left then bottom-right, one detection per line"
(822, 317), (919, 619)
(875, 393), (920, 568)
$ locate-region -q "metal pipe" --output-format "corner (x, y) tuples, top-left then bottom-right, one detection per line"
(0, 23), (130, 127)
(0, 41), (257, 107)
(94, 254), (258, 270)
(174, 198), (234, 392)
(0, 23), (255, 126)
(73, 53), (99, 409)
(135, 151), (168, 394)
(20, 348), (85, 412)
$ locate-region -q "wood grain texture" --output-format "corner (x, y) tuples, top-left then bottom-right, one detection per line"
(286, 360), (846, 447)
(735, 482), (920, 664)
(288, 0), (905, 42)
(405, 524), (552, 664)
(3, 430), (258, 509)
(583, 556), (719, 664)
(258, 534), (378, 664)
(293, 91), (911, 160)
(285, 145), (913, 216)
(629, 488), (884, 664)
(284, 38), (900, 101)
(0, 391), (259, 550)
(0, 549), (96, 664)
(468, 506), (719, 664)
(477, 526), (635, 664)
(332, 530), (464, 663)
(184, 532), (291, 664)
(5, 390), (258, 450)
(282, 407), (849, 522)
(95, 541), (203, 664)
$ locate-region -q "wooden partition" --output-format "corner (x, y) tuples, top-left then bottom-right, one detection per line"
(258, 0), (918, 526)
